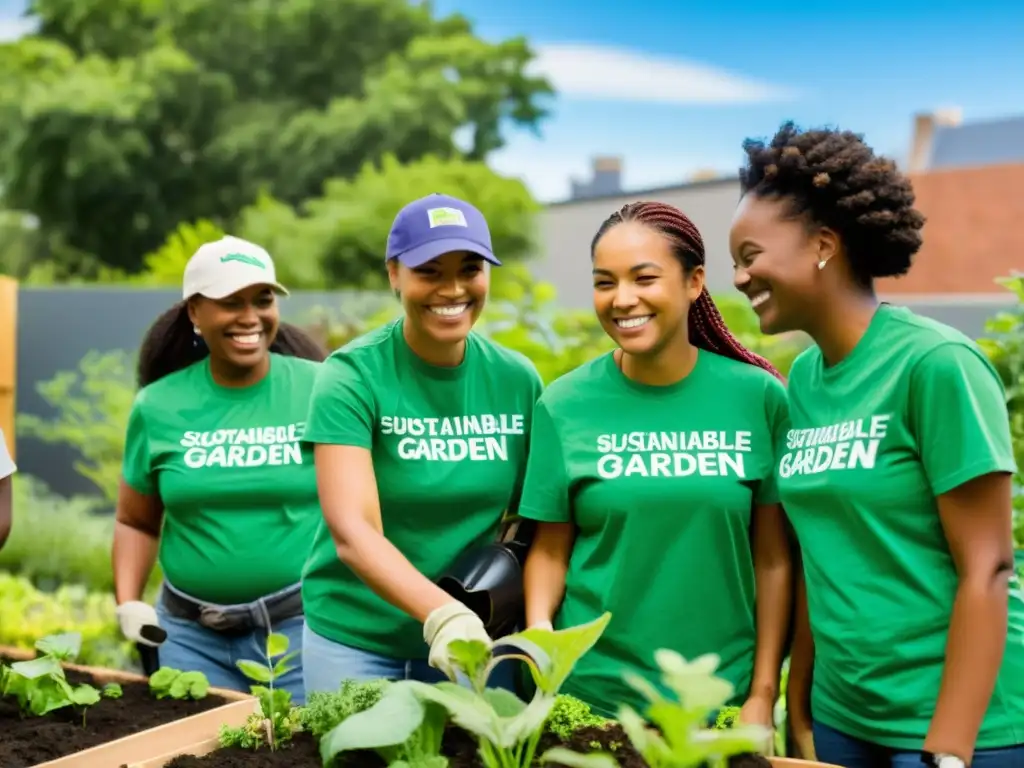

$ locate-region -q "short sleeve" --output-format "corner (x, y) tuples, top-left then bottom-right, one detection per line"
(122, 397), (156, 495)
(756, 375), (790, 505)
(303, 353), (376, 448)
(517, 400), (571, 523)
(0, 428), (16, 480)
(909, 342), (1017, 496)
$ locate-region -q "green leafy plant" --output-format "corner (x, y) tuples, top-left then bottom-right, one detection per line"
(0, 631), (118, 722)
(321, 612), (614, 768)
(976, 273), (1024, 548)
(617, 652), (771, 768)
(543, 694), (610, 741)
(149, 667), (211, 700)
(299, 678), (389, 739)
(221, 632), (301, 751)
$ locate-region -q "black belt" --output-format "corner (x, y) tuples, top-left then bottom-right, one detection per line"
(159, 584), (303, 636)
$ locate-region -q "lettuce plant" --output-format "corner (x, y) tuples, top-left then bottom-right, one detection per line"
(319, 612), (614, 768)
(0, 631), (118, 722)
(149, 667), (210, 700)
(617, 652), (772, 768)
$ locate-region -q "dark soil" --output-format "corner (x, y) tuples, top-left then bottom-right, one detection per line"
(161, 721), (771, 768)
(0, 661), (229, 768)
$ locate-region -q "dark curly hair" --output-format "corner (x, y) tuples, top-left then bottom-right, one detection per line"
(739, 121), (926, 288)
(592, 201), (782, 380)
(137, 301), (326, 388)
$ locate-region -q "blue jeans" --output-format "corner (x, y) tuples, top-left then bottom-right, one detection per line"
(813, 721), (1024, 768)
(155, 605), (305, 704)
(302, 623), (519, 696)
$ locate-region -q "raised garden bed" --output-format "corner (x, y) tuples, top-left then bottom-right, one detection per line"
(1, 637), (252, 768)
(123, 622), (839, 768)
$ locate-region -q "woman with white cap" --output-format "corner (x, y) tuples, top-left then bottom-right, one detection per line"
(112, 236), (326, 701)
(300, 193), (544, 694)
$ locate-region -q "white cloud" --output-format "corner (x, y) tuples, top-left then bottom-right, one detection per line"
(0, 15), (35, 42)
(528, 43), (799, 105)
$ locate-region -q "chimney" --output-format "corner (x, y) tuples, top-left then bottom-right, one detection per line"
(570, 156), (623, 200)
(907, 107), (962, 173)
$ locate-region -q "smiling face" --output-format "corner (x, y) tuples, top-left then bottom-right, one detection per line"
(188, 284), (280, 373)
(592, 221), (703, 358)
(728, 193), (840, 335)
(388, 250), (489, 347)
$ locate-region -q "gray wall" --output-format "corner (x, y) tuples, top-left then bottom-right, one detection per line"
(14, 286), (390, 498)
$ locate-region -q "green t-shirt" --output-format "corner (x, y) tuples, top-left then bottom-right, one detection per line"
(778, 303), (1024, 749)
(517, 350), (789, 718)
(122, 353), (323, 605)
(300, 318), (544, 659)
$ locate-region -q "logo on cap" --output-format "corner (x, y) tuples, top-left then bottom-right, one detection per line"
(219, 252), (266, 269)
(427, 207), (468, 229)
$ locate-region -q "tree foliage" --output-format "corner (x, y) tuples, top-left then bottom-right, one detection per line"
(0, 0), (554, 278)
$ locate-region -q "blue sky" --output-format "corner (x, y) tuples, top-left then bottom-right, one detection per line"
(2, 0), (1022, 203)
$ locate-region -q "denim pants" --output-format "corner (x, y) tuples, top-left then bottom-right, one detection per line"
(813, 721), (1024, 768)
(302, 622), (519, 696)
(155, 588), (306, 704)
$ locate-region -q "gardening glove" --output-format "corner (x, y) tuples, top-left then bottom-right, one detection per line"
(423, 601), (491, 680)
(529, 620), (554, 631)
(116, 601), (167, 647)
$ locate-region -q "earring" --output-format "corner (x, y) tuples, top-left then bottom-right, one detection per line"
(193, 325), (202, 336)
(817, 259), (828, 270)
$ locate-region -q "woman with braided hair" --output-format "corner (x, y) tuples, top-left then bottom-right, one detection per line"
(730, 122), (1024, 768)
(517, 201), (794, 727)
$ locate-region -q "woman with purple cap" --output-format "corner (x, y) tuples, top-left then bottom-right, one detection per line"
(300, 193), (543, 693)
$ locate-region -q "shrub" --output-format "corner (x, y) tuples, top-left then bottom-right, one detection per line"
(0, 474), (162, 595)
(0, 573), (132, 670)
(976, 273), (1024, 548)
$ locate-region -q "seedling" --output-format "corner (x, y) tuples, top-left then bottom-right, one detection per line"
(0, 632), (118, 724)
(149, 667), (211, 700)
(617, 652), (772, 768)
(320, 612), (617, 768)
(229, 631), (300, 750)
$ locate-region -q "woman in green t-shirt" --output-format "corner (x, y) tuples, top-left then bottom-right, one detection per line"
(113, 236), (326, 702)
(518, 201), (794, 728)
(300, 193), (543, 695)
(729, 122), (1024, 768)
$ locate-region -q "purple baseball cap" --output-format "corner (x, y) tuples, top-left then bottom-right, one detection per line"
(385, 193), (501, 268)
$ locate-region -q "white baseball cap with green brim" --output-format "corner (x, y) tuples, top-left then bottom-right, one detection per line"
(182, 235), (290, 300)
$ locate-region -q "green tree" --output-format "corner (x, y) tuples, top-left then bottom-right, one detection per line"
(2, 0), (553, 278)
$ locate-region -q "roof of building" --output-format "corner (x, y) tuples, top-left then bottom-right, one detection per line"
(929, 115), (1024, 170)
(877, 162), (1024, 296)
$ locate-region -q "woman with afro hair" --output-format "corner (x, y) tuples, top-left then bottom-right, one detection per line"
(729, 121), (1024, 768)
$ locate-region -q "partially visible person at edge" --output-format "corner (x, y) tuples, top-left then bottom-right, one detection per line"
(299, 193), (543, 694)
(730, 121), (1024, 768)
(0, 427), (15, 551)
(112, 236), (326, 702)
(518, 201), (794, 728)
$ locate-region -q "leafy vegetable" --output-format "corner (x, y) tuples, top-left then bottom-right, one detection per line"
(0, 631), (107, 722)
(616, 652), (771, 768)
(300, 678), (389, 739)
(220, 631), (301, 751)
(318, 680), (449, 768)
(544, 695), (610, 741)
(320, 612), (614, 768)
(149, 667), (211, 700)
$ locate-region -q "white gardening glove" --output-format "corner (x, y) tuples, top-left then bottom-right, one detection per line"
(529, 620), (554, 631)
(423, 601), (491, 680)
(115, 601), (166, 647)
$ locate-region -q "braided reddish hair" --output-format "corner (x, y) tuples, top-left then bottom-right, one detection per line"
(591, 201), (783, 381)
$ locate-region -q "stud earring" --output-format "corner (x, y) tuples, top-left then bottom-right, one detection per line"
(193, 325), (202, 336)
(817, 259), (828, 270)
